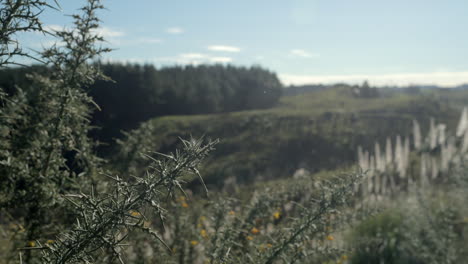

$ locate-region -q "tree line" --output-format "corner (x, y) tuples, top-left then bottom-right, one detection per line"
(0, 63), (283, 151)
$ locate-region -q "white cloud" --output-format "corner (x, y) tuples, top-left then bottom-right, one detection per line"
(290, 49), (318, 58)
(154, 53), (232, 65)
(279, 71), (468, 87)
(43, 24), (64, 32)
(166, 27), (184, 34)
(92, 27), (125, 38)
(210, 57), (233, 63)
(180, 53), (207, 59)
(207, 45), (241, 52)
(136, 37), (162, 44)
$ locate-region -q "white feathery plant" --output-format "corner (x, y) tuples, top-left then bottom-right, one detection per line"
(356, 106), (468, 201)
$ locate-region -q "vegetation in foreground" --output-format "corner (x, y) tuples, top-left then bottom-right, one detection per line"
(1, 1), (468, 263)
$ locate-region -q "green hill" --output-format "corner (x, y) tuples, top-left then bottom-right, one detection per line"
(114, 86), (461, 189)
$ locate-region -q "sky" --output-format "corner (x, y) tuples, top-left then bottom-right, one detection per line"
(19, 0), (468, 87)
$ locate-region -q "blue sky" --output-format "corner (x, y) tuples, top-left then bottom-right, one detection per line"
(21, 0), (468, 86)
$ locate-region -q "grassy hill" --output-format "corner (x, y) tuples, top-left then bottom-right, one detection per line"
(114, 85), (461, 189)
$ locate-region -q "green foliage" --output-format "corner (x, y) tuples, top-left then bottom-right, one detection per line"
(349, 187), (468, 264)
(0, 62), (283, 151)
(89, 63), (282, 151)
(40, 138), (218, 263)
(117, 170), (363, 264)
(349, 209), (414, 264)
(0, 0), (109, 262)
(116, 87), (458, 187)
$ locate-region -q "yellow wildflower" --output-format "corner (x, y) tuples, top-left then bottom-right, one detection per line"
(273, 211), (281, 220)
(46, 240), (55, 244)
(200, 229), (208, 239)
(259, 243), (273, 251)
(246, 236), (254, 241)
(251, 227), (260, 235)
(190, 240), (199, 246)
(228, 210), (235, 216)
(181, 202), (189, 208)
(341, 255), (348, 260)
(27, 241), (36, 247)
(130, 210), (141, 217)
(326, 235), (334, 241)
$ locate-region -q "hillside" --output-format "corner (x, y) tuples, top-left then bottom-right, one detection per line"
(114, 86), (461, 189)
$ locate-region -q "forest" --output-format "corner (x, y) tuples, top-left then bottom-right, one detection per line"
(1, 1), (468, 264)
(0, 63), (282, 152)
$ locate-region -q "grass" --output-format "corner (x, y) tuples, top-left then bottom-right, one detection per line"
(115, 86), (463, 189)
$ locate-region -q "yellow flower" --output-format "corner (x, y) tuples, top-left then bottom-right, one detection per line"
(251, 227), (260, 235)
(199, 216), (206, 221)
(46, 240), (55, 244)
(200, 229), (208, 239)
(179, 196), (186, 202)
(27, 241), (36, 247)
(190, 240), (199, 246)
(228, 210), (235, 216)
(259, 243), (273, 251)
(130, 210), (141, 217)
(181, 202), (189, 208)
(273, 211), (281, 220)
(341, 255), (348, 260)
(246, 236), (254, 241)
(326, 235), (334, 241)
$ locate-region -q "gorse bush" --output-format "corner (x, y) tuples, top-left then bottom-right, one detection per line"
(116, 172), (363, 264)
(1, 0), (109, 262)
(40, 137), (218, 263)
